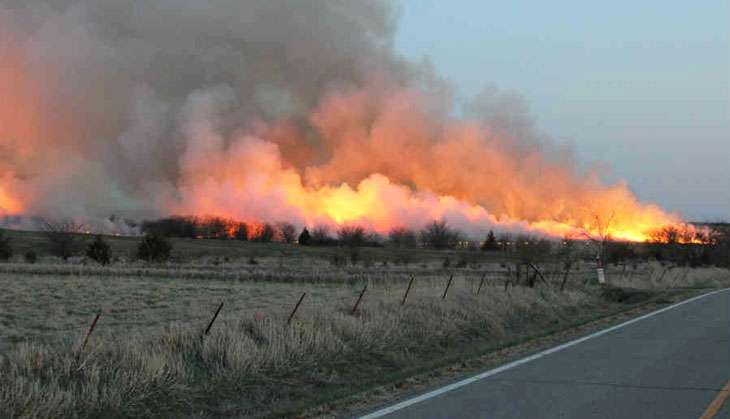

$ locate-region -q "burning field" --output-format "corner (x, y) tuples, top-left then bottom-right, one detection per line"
(0, 1), (692, 242)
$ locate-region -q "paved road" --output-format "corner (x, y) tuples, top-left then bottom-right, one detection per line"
(360, 289), (730, 419)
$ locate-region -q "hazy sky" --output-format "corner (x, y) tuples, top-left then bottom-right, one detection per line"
(396, 1), (729, 221)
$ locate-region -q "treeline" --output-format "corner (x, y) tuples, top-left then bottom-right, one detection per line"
(0, 221), (174, 265)
(1, 217), (727, 269)
(141, 217), (470, 249)
(142, 216), (258, 240)
(138, 216), (730, 268)
(647, 224), (730, 268)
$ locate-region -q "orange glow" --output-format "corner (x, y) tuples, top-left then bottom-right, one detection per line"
(0, 37), (691, 241)
(0, 34), (34, 217)
(0, 185), (23, 215)
(174, 162), (683, 243)
(164, 88), (688, 243)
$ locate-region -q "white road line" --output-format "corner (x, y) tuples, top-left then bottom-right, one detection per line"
(358, 288), (730, 419)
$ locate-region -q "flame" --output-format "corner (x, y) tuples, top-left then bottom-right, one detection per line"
(172, 137), (682, 243)
(0, 25), (691, 242)
(165, 89), (686, 243)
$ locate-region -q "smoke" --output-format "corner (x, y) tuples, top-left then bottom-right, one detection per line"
(0, 0), (679, 239)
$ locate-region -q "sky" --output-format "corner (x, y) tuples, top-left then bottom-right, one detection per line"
(395, 0), (729, 221)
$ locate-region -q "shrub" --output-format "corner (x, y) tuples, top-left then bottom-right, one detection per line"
(311, 225), (336, 246)
(141, 216), (197, 238)
(481, 230), (499, 251)
(137, 235), (172, 262)
(338, 226), (365, 247)
(363, 231), (384, 247)
(23, 250), (37, 264)
(388, 227), (417, 248)
(233, 222), (249, 241)
(86, 235), (112, 265)
(252, 224), (275, 242)
(0, 231), (12, 262)
(297, 228), (312, 246)
(199, 217), (228, 239)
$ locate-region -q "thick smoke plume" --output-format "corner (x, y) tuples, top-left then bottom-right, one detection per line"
(0, 0), (681, 240)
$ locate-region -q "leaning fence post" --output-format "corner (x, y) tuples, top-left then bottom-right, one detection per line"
(560, 262), (572, 291)
(287, 292), (307, 325)
(401, 276), (415, 306)
(476, 272), (486, 295)
(527, 262), (548, 287)
(351, 284), (368, 315)
(204, 301), (224, 336)
(442, 274), (454, 300)
(80, 311), (101, 351)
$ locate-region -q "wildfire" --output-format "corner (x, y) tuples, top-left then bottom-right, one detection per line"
(0, 5), (696, 242)
(174, 162), (683, 243)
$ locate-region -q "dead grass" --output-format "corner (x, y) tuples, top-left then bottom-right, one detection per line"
(1, 286), (594, 418)
(607, 262), (730, 289)
(0, 257), (727, 418)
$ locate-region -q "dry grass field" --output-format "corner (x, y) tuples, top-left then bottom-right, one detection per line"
(1, 232), (728, 418)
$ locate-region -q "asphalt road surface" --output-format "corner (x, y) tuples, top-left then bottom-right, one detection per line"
(360, 289), (730, 419)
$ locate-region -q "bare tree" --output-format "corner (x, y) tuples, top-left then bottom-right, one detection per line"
(338, 225), (366, 247)
(557, 237), (577, 291)
(419, 220), (461, 249)
(41, 219), (88, 261)
(278, 222), (297, 243)
(580, 211), (616, 268)
(311, 225), (335, 245)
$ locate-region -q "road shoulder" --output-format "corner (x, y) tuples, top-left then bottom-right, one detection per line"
(297, 288), (713, 419)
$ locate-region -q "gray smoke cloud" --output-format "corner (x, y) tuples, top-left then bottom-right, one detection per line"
(0, 0), (408, 219)
(0, 0), (678, 238)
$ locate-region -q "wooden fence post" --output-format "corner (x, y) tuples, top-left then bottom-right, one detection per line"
(527, 262), (548, 287)
(204, 301), (224, 336)
(476, 273), (486, 295)
(80, 312), (102, 351)
(442, 274), (454, 300)
(351, 284), (368, 314)
(401, 276), (415, 306)
(560, 262), (572, 291)
(287, 292), (307, 325)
